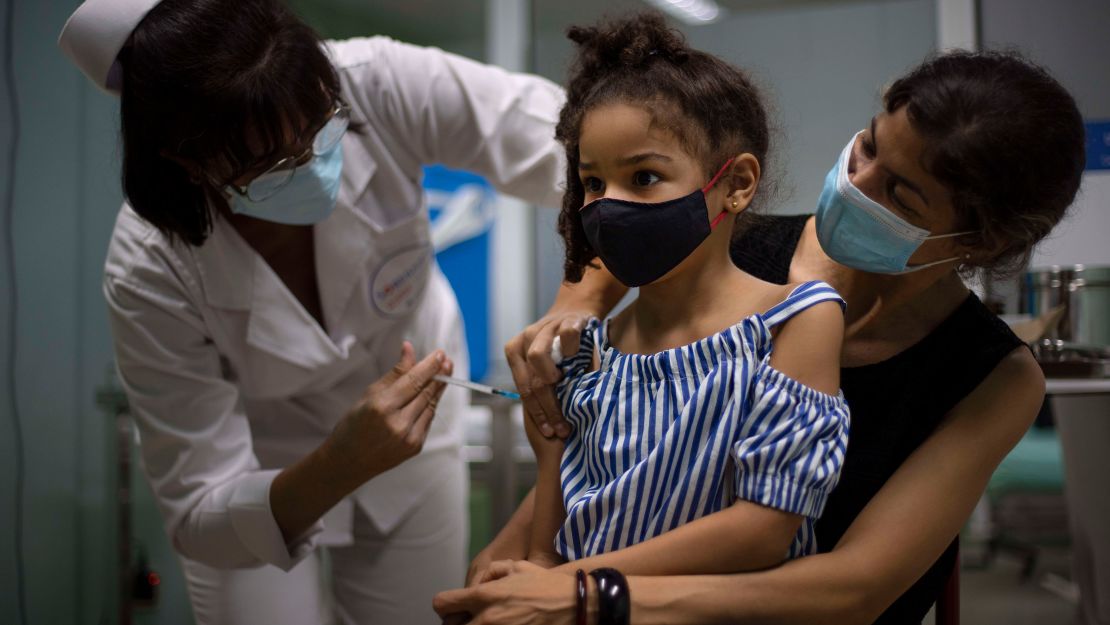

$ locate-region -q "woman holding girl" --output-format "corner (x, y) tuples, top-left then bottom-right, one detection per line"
(439, 11), (1086, 625)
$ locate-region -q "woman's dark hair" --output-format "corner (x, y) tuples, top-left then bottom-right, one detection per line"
(883, 50), (1085, 278)
(556, 12), (771, 282)
(120, 0), (340, 246)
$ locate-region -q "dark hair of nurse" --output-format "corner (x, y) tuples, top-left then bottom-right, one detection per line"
(118, 0), (340, 246)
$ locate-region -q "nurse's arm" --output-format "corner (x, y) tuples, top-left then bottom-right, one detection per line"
(107, 270), (448, 570)
(347, 38), (631, 430)
(620, 346), (1044, 625)
(270, 342), (450, 543)
(340, 36), (567, 208)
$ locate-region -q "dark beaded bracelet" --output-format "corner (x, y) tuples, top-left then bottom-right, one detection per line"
(576, 569), (588, 625)
(588, 567), (630, 625)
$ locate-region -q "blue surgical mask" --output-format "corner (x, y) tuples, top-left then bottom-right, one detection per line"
(227, 137), (344, 225)
(815, 132), (971, 274)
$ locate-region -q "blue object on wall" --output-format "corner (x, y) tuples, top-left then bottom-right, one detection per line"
(1086, 120), (1110, 171)
(424, 165), (495, 382)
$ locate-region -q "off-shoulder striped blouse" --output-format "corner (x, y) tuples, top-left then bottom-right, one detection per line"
(555, 281), (850, 561)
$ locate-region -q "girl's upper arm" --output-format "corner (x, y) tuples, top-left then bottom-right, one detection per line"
(768, 298), (845, 396)
(831, 346), (1044, 619)
(734, 298), (850, 522)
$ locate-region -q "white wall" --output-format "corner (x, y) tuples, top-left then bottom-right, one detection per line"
(978, 0), (1110, 270)
(687, 0), (937, 218)
(1036, 173), (1110, 269)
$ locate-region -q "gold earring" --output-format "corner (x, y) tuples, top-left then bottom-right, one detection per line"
(731, 200), (739, 209)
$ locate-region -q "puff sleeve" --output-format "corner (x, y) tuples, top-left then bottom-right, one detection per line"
(731, 358), (850, 519)
(555, 318), (602, 424)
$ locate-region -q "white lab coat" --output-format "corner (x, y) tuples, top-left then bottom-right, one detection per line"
(104, 36), (564, 572)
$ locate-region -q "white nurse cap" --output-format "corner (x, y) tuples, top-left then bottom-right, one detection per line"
(57, 0), (164, 95)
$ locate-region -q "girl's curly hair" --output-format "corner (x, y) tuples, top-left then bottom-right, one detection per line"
(556, 12), (772, 282)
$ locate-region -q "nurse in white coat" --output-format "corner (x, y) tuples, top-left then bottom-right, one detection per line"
(58, 0), (565, 623)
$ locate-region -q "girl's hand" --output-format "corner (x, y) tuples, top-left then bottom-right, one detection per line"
(504, 310), (588, 440)
(466, 489), (537, 587)
(324, 341), (451, 483)
(434, 561), (582, 625)
(466, 549), (496, 589)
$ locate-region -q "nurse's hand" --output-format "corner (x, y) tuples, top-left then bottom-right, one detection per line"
(504, 311), (588, 440)
(326, 341), (451, 482)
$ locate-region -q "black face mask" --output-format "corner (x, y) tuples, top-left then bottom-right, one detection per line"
(579, 159), (733, 287)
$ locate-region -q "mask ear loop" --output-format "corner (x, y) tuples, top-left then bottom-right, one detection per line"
(900, 231), (976, 271)
(703, 157), (736, 229)
(709, 208), (730, 229)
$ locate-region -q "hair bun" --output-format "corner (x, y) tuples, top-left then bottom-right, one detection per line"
(566, 12), (689, 73)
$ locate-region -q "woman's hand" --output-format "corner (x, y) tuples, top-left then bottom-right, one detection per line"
(450, 553), (544, 625)
(507, 264), (627, 441)
(324, 341), (451, 484)
(504, 310), (589, 440)
(435, 560), (584, 625)
(467, 548), (497, 589)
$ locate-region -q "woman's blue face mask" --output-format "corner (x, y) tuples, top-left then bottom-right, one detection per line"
(815, 131), (972, 275)
(226, 109), (348, 225)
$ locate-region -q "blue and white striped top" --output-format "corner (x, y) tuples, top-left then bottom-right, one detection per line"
(554, 281), (850, 561)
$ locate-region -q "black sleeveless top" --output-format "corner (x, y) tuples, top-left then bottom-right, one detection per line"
(731, 214), (1024, 625)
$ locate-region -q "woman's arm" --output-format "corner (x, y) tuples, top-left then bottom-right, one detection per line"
(616, 347), (1046, 624)
(641, 346), (1047, 624)
(435, 347), (1045, 624)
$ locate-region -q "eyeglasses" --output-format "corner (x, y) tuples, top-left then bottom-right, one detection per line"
(225, 102), (350, 202)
